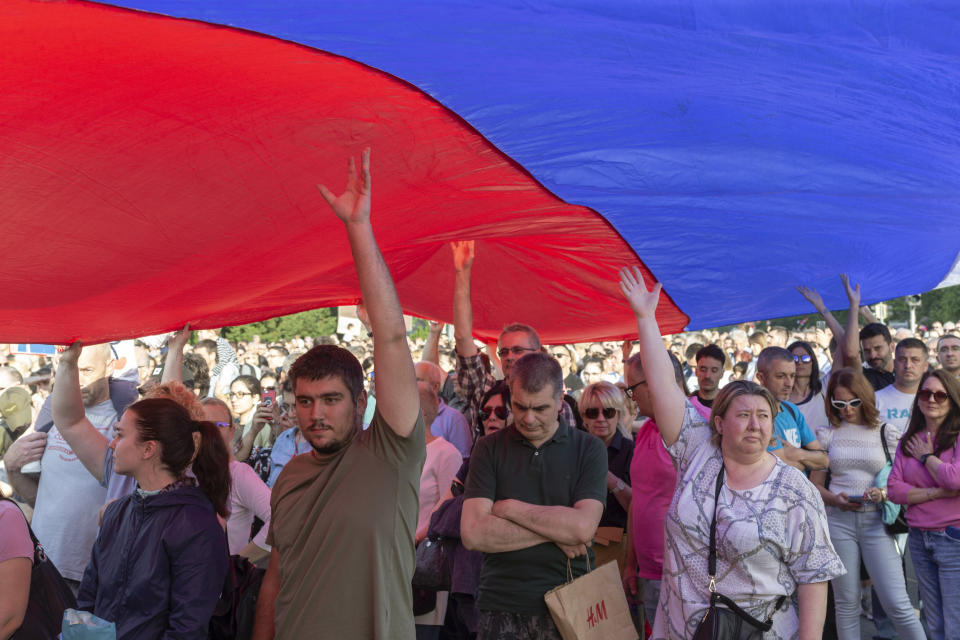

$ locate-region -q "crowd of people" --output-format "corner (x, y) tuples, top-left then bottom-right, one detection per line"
(1, 151), (959, 640)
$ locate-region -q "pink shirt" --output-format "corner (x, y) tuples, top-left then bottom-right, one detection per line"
(887, 436), (960, 530)
(0, 500), (34, 564)
(629, 419), (678, 579)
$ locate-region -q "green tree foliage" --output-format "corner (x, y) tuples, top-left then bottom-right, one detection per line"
(221, 308), (337, 342)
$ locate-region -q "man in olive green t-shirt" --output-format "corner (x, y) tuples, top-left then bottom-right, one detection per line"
(252, 150), (424, 640)
(462, 352), (607, 639)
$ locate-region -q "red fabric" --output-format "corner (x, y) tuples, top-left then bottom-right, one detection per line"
(0, 0), (687, 344)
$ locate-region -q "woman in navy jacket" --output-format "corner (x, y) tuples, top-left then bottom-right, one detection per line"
(78, 397), (231, 639)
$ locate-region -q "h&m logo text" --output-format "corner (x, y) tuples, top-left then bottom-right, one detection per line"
(586, 600), (607, 628)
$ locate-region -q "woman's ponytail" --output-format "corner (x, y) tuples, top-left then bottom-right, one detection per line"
(191, 420), (232, 518)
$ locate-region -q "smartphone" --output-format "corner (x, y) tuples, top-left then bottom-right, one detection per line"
(261, 389), (276, 409)
(846, 495), (864, 504)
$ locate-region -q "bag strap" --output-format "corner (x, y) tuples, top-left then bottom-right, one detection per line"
(879, 423), (892, 465)
(562, 551), (594, 583)
(707, 467), (787, 629)
(0, 496), (43, 556)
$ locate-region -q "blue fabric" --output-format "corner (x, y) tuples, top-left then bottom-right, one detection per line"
(768, 400), (814, 451)
(101, 1), (960, 328)
(266, 427), (313, 487)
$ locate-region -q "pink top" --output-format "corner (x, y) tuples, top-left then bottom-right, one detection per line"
(887, 435), (960, 530)
(629, 419), (678, 579)
(0, 500), (34, 564)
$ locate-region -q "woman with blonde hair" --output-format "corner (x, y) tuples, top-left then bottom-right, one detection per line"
(579, 381), (633, 568)
(811, 367), (924, 640)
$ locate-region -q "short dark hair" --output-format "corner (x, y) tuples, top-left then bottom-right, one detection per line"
(195, 339), (217, 354)
(231, 375), (261, 397)
(684, 343), (703, 361)
(288, 345), (364, 403)
(696, 344), (726, 366)
(787, 340), (822, 394)
(182, 353), (210, 396)
(896, 337), (928, 355)
(510, 352), (562, 398)
(860, 323), (892, 344)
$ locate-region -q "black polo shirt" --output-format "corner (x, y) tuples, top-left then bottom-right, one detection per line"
(464, 417), (607, 615)
(598, 430), (633, 528)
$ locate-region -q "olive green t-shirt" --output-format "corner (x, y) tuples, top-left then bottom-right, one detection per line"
(266, 408), (425, 639)
(463, 419), (607, 614)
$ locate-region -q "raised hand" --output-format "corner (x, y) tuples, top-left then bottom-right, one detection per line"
(318, 148), (371, 225)
(450, 240), (475, 272)
(796, 285), (826, 312)
(841, 273), (861, 307)
(167, 323), (191, 352)
(57, 342), (82, 367)
(428, 321), (445, 335)
(618, 266), (661, 319)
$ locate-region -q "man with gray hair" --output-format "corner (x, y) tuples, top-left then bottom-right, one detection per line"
(755, 347), (828, 472)
(462, 352), (606, 639)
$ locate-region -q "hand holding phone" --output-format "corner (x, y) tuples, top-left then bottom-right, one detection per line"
(261, 389), (277, 409)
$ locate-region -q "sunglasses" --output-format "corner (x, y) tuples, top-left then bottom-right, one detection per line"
(830, 398), (862, 410)
(480, 406), (509, 421)
(624, 380), (646, 399)
(584, 407), (618, 420)
(214, 421), (232, 429)
(918, 389), (949, 403)
(793, 354), (812, 363)
(497, 346), (538, 358)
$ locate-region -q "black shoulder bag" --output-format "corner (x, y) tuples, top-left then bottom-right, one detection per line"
(3, 497), (77, 640)
(692, 467), (786, 640)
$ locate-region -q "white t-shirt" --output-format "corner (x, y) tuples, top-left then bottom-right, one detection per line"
(874, 385), (915, 431)
(32, 399), (116, 581)
(227, 460), (272, 555)
(796, 388), (830, 434)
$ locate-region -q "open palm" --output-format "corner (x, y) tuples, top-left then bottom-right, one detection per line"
(619, 266), (661, 319)
(318, 148), (371, 224)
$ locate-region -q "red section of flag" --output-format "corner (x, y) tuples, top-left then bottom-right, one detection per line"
(0, 0), (687, 343)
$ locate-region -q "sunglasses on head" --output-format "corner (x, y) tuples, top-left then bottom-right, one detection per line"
(480, 406), (509, 421)
(793, 354), (812, 363)
(584, 407), (618, 420)
(830, 398), (862, 410)
(918, 389), (949, 403)
(497, 346), (537, 358)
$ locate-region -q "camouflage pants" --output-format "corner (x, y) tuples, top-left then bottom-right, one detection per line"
(476, 610), (563, 640)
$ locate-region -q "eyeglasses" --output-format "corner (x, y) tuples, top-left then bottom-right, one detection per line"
(918, 389), (949, 403)
(497, 346), (538, 358)
(214, 421), (232, 429)
(830, 398), (862, 410)
(584, 407), (618, 420)
(793, 354), (812, 364)
(228, 392), (253, 399)
(480, 406), (509, 421)
(624, 380), (647, 399)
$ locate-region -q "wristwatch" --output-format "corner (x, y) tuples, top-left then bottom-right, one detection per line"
(920, 453), (933, 465)
(611, 480), (626, 494)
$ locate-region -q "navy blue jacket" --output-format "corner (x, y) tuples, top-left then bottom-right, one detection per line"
(78, 485), (228, 640)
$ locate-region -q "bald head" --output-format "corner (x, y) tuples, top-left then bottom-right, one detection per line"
(415, 361), (444, 395)
(76, 343), (114, 406)
(0, 365), (23, 390)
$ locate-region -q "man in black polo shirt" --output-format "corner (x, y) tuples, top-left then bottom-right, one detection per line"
(858, 323), (895, 390)
(462, 352), (607, 640)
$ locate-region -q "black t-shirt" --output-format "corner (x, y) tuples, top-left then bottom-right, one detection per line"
(864, 367), (895, 391)
(464, 419), (607, 614)
(598, 431), (633, 529)
(694, 392), (715, 408)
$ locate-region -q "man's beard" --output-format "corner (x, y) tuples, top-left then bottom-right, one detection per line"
(309, 413), (361, 454)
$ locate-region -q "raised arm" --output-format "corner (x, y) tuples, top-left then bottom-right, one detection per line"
(451, 241), (478, 358)
(619, 267), (686, 446)
(161, 324), (190, 384)
(318, 149), (419, 435)
(51, 343), (108, 481)
(421, 321), (444, 366)
(840, 274), (862, 368)
(797, 285), (845, 365)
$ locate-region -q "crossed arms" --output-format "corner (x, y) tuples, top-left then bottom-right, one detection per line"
(461, 497), (603, 555)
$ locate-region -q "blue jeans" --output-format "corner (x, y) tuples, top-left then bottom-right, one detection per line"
(826, 506), (926, 640)
(908, 528), (960, 640)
